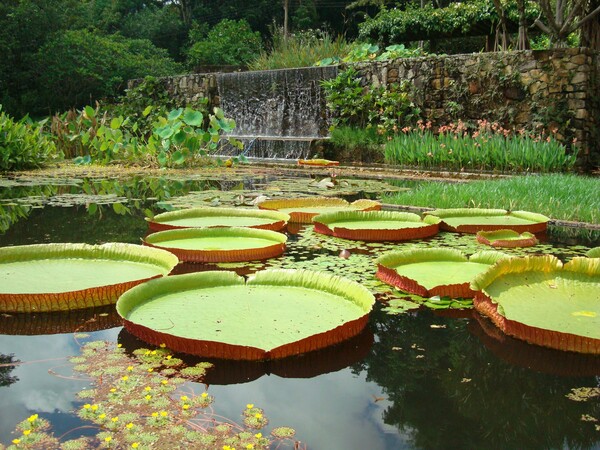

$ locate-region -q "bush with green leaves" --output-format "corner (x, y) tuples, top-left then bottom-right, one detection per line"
(149, 107), (241, 167)
(0, 106), (58, 172)
(187, 19), (262, 68)
(321, 67), (421, 135)
(32, 29), (182, 113)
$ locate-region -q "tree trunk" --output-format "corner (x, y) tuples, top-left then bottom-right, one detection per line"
(581, 0), (600, 50)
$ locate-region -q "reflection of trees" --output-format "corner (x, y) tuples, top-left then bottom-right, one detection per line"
(0, 354), (19, 387)
(357, 307), (600, 450)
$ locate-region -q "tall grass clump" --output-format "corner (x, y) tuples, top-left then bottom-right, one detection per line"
(249, 29), (350, 70)
(328, 126), (385, 163)
(384, 119), (578, 173)
(385, 174), (599, 224)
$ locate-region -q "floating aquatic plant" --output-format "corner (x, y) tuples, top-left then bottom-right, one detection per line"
(424, 208), (549, 234)
(476, 229), (539, 248)
(258, 197), (380, 223)
(472, 255), (600, 354)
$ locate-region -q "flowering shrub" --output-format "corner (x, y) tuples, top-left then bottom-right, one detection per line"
(384, 119), (578, 173)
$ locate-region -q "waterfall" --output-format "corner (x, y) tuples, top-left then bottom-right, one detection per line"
(217, 66), (337, 159)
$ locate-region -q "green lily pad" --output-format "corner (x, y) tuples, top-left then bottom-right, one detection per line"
(116, 269), (375, 360)
(424, 208), (549, 234)
(0, 243), (178, 312)
(377, 248), (509, 299)
(587, 247), (600, 258)
(143, 227), (287, 263)
(146, 207), (290, 232)
(472, 255), (600, 354)
(313, 210), (440, 241)
(258, 197), (381, 223)
(476, 229), (539, 248)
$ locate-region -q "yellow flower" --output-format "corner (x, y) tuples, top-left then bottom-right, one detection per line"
(254, 433), (262, 439)
(105, 436), (112, 442)
(145, 395), (152, 400)
(126, 423), (134, 429)
(117, 344), (122, 348)
(144, 351), (151, 356)
(150, 351), (157, 355)
(161, 380), (168, 385)
(144, 386), (152, 392)
(147, 368), (154, 373)
(201, 392), (208, 398)
(98, 413), (106, 419)
(23, 430), (31, 436)
(111, 417), (119, 422)
(159, 343), (166, 348)
(27, 414), (38, 422)
(246, 404), (254, 409)
(160, 411), (167, 417)
(180, 395), (188, 401)
(182, 404), (190, 410)
(83, 404), (91, 409)
(12, 438), (20, 444)
(166, 355), (172, 360)
(246, 445), (254, 449)
(127, 366), (133, 372)
(254, 413), (262, 419)
(122, 376), (129, 381)
(151, 412), (158, 417)
(132, 443), (139, 448)
(109, 388), (116, 393)
(91, 405), (98, 411)
(223, 446), (231, 450)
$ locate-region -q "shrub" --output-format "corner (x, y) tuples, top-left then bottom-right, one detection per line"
(187, 19), (262, 68)
(0, 106), (58, 172)
(327, 126), (385, 163)
(32, 29), (182, 113)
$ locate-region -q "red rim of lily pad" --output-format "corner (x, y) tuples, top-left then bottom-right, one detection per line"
(313, 210), (440, 241)
(476, 229), (539, 248)
(143, 227), (287, 263)
(424, 208), (549, 234)
(257, 197), (381, 224)
(146, 207), (290, 233)
(0, 243), (178, 313)
(376, 248), (508, 299)
(472, 255), (600, 354)
(298, 159), (340, 167)
(116, 270), (375, 360)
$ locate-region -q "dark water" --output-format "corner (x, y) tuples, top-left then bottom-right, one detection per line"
(1, 173), (599, 449)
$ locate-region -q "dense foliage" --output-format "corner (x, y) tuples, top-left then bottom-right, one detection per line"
(0, 107), (58, 172)
(187, 19), (263, 68)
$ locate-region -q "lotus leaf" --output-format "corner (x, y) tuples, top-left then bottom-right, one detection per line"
(258, 197), (380, 223)
(472, 255), (600, 354)
(116, 269), (375, 360)
(313, 210), (440, 241)
(476, 229), (539, 248)
(146, 207), (290, 232)
(0, 243), (178, 312)
(424, 208), (549, 234)
(377, 248), (509, 298)
(143, 227), (287, 263)
(588, 247), (600, 258)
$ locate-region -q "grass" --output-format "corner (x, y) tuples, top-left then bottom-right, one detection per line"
(327, 126), (385, 163)
(248, 30), (350, 70)
(384, 174), (600, 224)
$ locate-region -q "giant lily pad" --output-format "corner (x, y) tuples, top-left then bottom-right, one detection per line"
(143, 227), (287, 263)
(146, 207), (290, 232)
(476, 229), (539, 248)
(313, 211), (440, 241)
(472, 255), (600, 354)
(424, 208), (549, 234)
(377, 248), (508, 298)
(0, 243), (178, 313)
(116, 270), (375, 360)
(258, 197), (380, 223)
(588, 247), (600, 258)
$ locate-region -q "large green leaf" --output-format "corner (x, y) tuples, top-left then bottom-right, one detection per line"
(587, 247), (600, 258)
(424, 208), (549, 233)
(0, 243), (178, 312)
(258, 197), (380, 223)
(116, 270), (374, 359)
(183, 109), (203, 127)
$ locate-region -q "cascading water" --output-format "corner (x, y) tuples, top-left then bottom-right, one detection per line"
(217, 66), (338, 160)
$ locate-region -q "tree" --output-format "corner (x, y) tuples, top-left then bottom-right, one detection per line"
(186, 19), (263, 68)
(534, 0), (600, 48)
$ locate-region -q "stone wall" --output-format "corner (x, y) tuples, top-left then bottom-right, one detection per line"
(128, 73), (219, 107)
(348, 48), (599, 167)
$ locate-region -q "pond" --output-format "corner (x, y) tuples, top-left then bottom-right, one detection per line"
(1, 168), (599, 449)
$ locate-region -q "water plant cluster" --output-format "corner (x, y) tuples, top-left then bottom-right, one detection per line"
(1, 340), (299, 450)
(383, 119), (577, 172)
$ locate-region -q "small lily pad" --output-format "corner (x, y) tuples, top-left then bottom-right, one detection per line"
(476, 229), (539, 248)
